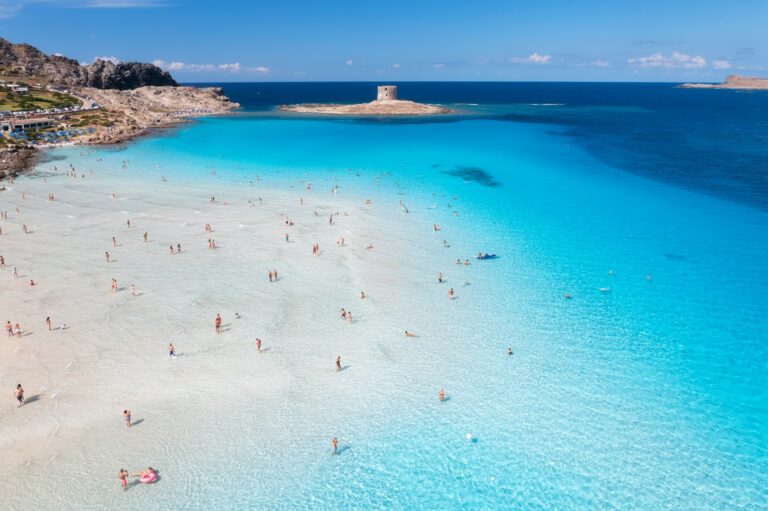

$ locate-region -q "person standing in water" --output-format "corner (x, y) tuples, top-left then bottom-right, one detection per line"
(331, 437), (338, 455)
(438, 272), (443, 283)
(448, 287), (455, 299)
(119, 468), (129, 491)
(439, 388), (445, 402)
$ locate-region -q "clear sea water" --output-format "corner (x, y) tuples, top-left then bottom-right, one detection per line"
(46, 82), (768, 509)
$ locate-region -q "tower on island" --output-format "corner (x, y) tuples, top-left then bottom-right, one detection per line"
(377, 85), (397, 101)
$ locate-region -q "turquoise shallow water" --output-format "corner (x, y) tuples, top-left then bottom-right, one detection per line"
(42, 96), (768, 509)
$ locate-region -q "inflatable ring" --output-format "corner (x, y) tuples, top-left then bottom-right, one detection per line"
(139, 472), (157, 484)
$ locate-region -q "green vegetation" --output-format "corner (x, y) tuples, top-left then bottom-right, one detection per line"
(68, 111), (113, 128)
(0, 89), (81, 111)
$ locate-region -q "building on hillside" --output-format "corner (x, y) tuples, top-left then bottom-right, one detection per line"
(0, 118), (53, 132)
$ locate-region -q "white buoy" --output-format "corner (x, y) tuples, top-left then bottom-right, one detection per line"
(466, 433), (473, 441)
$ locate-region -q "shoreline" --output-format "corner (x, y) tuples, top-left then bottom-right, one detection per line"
(1, 85), (240, 178)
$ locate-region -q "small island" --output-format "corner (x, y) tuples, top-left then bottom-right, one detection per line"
(679, 74), (768, 90)
(280, 85), (454, 115)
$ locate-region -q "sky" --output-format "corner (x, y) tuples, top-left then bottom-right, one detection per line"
(1, 0), (766, 82)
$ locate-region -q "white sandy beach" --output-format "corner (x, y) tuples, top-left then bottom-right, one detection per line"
(0, 155), (489, 508)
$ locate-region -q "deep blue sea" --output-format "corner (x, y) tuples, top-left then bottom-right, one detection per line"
(205, 81), (768, 211)
(50, 82), (768, 509)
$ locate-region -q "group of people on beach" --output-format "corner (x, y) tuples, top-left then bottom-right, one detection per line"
(5, 320), (21, 338)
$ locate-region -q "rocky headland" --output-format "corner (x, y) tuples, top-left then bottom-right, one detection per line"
(0, 37), (177, 89)
(678, 75), (768, 90)
(1, 38), (238, 177)
(75, 86), (238, 145)
(280, 99), (454, 115)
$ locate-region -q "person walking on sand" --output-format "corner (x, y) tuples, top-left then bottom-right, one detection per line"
(14, 384), (24, 406)
(123, 409), (131, 427)
(169, 245), (174, 255)
(215, 314), (222, 334)
(118, 468), (129, 491)
(105, 251), (111, 263)
(111, 279), (117, 293)
(331, 437), (338, 455)
(177, 243), (181, 253)
(14, 323), (21, 338)
(6, 320), (12, 337)
(112, 236), (117, 247)
(12, 266), (18, 279)
(131, 284), (136, 296)
(45, 317), (51, 331)
(268, 271), (273, 282)
(143, 232), (148, 242)
(256, 338), (262, 352)
(439, 387), (445, 402)
(168, 343), (176, 357)
(336, 356), (342, 372)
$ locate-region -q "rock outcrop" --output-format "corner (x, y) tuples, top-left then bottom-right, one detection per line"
(0, 145), (37, 177)
(84, 59), (177, 90)
(679, 75), (768, 90)
(0, 37), (176, 89)
(77, 86), (238, 144)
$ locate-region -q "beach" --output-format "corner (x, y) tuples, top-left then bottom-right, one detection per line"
(1, 83), (767, 509)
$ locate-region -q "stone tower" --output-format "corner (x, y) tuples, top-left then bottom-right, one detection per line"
(377, 85), (397, 101)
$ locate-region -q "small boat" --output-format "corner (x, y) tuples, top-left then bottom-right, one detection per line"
(476, 253), (498, 260)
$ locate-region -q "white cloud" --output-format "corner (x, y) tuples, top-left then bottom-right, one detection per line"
(76, 0), (168, 7)
(0, 3), (23, 18)
(392, 63), (401, 68)
(590, 59), (610, 67)
(511, 53), (552, 65)
(712, 59), (731, 70)
(433, 63), (446, 68)
(93, 56), (121, 64)
(628, 52), (707, 68)
(153, 59), (269, 74)
(0, 0), (167, 18)
(345, 59), (353, 66)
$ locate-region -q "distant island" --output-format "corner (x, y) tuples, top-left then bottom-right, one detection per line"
(280, 85), (454, 115)
(679, 75), (768, 90)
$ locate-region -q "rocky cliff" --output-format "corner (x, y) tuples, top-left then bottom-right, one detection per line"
(0, 37), (177, 89)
